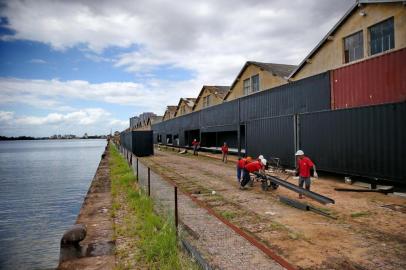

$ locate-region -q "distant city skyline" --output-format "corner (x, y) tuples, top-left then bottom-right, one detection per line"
(0, 0), (353, 137)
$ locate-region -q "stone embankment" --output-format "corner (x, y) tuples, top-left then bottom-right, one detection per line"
(57, 143), (115, 270)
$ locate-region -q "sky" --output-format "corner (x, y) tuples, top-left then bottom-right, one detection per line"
(0, 0), (354, 137)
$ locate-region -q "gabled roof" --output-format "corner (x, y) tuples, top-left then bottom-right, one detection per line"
(148, 116), (163, 125)
(224, 61), (296, 100)
(163, 105), (177, 120)
(174, 98), (196, 116)
(248, 62), (297, 78)
(192, 85), (230, 110)
(289, 0), (403, 78)
(166, 106), (178, 113)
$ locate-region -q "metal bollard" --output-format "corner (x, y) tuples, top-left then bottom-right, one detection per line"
(148, 167), (151, 196)
(174, 186), (178, 234)
(136, 158), (139, 181)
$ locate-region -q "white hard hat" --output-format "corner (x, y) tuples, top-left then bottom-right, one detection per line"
(295, 150), (304, 156)
(261, 158), (267, 165)
(258, 155), (264, 160)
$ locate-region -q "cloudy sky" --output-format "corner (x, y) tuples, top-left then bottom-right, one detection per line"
(0, 0), (353, 137)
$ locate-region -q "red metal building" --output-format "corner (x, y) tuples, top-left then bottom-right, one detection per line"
(331, 48), (406, 109)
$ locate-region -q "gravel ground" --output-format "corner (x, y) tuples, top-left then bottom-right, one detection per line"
(132, 147), (406, 270)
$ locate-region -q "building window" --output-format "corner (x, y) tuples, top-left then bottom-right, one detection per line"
(369, 17), (394, 56)
(243, 78), (250, 96)
(243, 74), (260, 96)
(344, 31), (363, 63)
(251, 74), (259, 93)
(203, 95), (211, 108)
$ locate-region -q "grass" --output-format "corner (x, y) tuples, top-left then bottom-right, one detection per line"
(350, 211), (371, 218)
(220, 210), (238, 220)
(109, 144), (198, 270)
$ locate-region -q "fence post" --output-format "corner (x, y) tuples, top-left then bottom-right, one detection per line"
(148, 167), (151, 196)
(130, 153), (132, 165)
(174, 186), (178, 234)
(136, 158), (139, 181)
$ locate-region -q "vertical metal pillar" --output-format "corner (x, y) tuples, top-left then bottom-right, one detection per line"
(148, 167), (151, 196)
(174, 186), (178, 234)
(136, 158), (139, 181)
(237, 98), (241, 156)
(294, 114), (300, 168)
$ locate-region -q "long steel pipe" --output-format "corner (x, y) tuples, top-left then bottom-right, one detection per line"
(254, 172), (335, 205)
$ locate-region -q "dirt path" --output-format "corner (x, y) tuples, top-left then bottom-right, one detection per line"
(140, 148), (406, 270)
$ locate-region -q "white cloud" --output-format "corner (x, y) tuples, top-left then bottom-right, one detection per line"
(0, 0), (355, 136)
(0, 109), (127, 136)
(1, 0), (354, 82)
(83, 53), (113, 63)
(0, 77), (200, 115)
(0, 111), (14, 122)
(28, 58), (47, 64)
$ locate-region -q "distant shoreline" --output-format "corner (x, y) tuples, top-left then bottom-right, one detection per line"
(0, 136), (107, 141)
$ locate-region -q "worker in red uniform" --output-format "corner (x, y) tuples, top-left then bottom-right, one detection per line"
(295, 150), (318, 199)
(236, 156), (252, 183)
(192, 139), (200, 156)
(221, 142), (229, 163)
(240, 158), (266, 189)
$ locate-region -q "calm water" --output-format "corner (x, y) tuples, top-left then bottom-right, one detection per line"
(0, 139), (106, 270)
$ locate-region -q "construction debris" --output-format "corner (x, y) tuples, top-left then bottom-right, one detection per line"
(334, 187), (394, 194)
(381, 204), (406, 214)
(254, 172), (335, 205)
(279, 196), (337, 219)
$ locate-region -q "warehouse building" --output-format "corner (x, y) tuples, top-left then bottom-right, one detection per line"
(289, 0), (406, 80)
(224, 61), (296, 101)
(192, 86), (230, 111)
(162, 106), (177, 121)
(174, 98), (196, 117)
(143, 0), (406, 183)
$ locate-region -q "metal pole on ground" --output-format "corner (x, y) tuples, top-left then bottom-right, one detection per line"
(174, 186), (178, 234)
(130, 153), (132, 165)
(148, 167), (151, 196)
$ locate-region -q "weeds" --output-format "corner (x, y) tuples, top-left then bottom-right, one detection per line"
(221, 210), (237, 220)
(350, 211), (371, 218)
(109, 144), (197, 270)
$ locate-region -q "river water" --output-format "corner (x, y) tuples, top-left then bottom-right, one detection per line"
(0, 139), (106, 270)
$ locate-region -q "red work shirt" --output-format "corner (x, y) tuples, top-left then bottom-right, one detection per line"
(192, 141), (199, 146)
(298, 156), (314, 178)
(237, 158), (247, 169)
(244, 161), (263, 173)
(221, 145), (229, 154)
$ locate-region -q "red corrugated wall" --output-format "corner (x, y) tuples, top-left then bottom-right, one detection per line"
(331, 48), (406, 109)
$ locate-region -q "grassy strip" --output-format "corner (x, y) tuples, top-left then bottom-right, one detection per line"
(109, 144), (198, 270)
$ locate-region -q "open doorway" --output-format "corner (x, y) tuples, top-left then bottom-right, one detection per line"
(184, 129), (200, 146)
(166, 134), (173, 144)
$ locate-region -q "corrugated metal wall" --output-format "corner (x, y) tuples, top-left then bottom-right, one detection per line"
(239, 72), (331, 122)
(120, 131), (153, 156)
(331, 48), (406, 109)
(132, 131), (154, 156)
(200, 100), (239, 131)
(299, 102), (406, 182)
(246, 115), (295, 167)
(120, 131), (132, 151)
